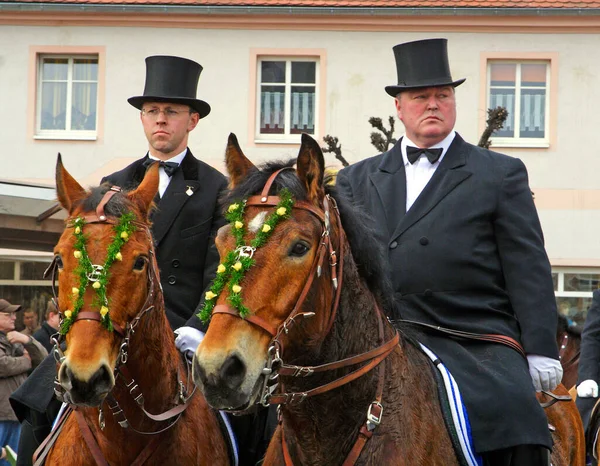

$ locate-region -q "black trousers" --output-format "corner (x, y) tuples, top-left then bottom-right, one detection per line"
(482, 445), (551, 466)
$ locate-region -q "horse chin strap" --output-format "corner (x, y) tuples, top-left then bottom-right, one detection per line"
(47, 186), (195, 435)
(214, 168), (400, 465)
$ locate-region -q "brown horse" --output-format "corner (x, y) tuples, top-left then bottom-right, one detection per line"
(193, 133), (585, 466)
(42, 157), (229, 465)
(556, 313), (582, 390)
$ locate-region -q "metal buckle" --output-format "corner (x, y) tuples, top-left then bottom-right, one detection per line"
(366, 401), (383, 431)
(235, 245), (256, 260)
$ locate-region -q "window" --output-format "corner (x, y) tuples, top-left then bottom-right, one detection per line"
(256, 58), (318, 141)
(36, 55), (99, 139)
(487, 61), (550, 147)
(0, 259), (52, 332)
(553, 269), (599, 328)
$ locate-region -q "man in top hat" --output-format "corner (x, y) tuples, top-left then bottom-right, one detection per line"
(0, 299), (47, 465)
(11, 56), (273, 466)
(336, 38), (561, 465)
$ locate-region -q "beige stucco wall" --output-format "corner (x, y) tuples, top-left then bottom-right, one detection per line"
(1, 14), (599, 263)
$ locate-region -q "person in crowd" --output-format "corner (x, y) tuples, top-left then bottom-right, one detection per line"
(32, 301), (59, 353)
(10, 55), (273, 466)
(336, 38), (562, 466)
(576, 289), (600, 434)
(0, 299), (47, 465)
(19, 310), (40, 338)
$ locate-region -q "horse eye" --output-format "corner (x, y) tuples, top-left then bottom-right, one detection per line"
(289, 242), (310, 257)
(55, 255), (64, 269)
(133, 256), (148, 271)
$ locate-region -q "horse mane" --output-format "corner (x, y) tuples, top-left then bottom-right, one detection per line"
(224, 159), (397, 320)
(557, 312), (582, 337)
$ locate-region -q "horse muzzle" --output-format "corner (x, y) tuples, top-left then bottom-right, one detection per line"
(58, 361), (115, 407)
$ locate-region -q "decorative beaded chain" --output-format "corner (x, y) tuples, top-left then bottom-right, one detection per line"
(198, 188), (295, 323)
(60, 213), (137, 335)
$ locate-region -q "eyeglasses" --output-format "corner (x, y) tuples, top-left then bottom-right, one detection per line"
(0, 312), (17, 318)
(141, 107), (192, 120)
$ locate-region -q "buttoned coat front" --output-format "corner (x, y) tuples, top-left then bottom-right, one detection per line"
(102, 149), (227, 329)
(336, 134), (558, 453)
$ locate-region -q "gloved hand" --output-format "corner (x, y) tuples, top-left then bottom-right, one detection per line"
(174, 326), (205, 361)
(526, 354), (563, 392)
(577, 379), (599, 398)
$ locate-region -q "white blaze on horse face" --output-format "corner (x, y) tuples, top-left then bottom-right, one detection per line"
(248, 211), (268, 233)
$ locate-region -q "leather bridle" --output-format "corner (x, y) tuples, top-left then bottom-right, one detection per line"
(213, 169), (400, 465)
(37, 186), (196, 466)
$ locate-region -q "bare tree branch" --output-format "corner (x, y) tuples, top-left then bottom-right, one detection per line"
(321, 134), (350, 167)
(478, 106), (508, 149)
(369, 116), (397, 153)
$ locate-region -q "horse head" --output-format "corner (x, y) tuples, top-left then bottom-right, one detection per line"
(52, 155), (160, 407)
(193, 133), (343, 410)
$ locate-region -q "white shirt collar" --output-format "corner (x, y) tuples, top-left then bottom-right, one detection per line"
(401, 131), (456, 166)
(148, 148), (188, 166)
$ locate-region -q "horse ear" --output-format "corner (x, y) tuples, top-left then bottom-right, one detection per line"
(296, 134), (325, 206)
(128, 162), (160, 219)
(56, 153), (87, 213)
(225, 133), (256, 188)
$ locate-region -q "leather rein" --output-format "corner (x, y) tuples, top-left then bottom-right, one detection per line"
(214, 169), (399, 465)
(36, 186), (196, 466)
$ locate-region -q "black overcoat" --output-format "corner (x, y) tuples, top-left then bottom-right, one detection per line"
(336, 134), (558, 453)
(102, 149), (227, 329)
(576, 289), (600, 430)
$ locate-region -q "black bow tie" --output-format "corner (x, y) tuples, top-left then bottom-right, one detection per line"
(406, 146), (443, 165)
(142, 158), (180, 177)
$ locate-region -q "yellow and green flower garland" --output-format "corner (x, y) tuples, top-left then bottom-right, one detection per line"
(60, 213), (136, 334)
(198, 189), (294, 323)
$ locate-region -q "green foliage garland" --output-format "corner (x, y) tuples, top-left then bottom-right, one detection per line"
(60, 213), (137, 334)
(198, 189), (295, 323)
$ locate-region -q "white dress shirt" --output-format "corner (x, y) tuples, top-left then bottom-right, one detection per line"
(401, 131), (456, 211)
(147, 149), (187, 197)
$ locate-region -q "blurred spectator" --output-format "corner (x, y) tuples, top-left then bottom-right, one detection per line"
(0, 299), (47, 465)
(20, 311), (40, 338)
(32, 303), (59, 353)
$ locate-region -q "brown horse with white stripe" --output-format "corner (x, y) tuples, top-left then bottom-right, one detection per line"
(41, 157), (228, 465)
(192, 134), (585, 466)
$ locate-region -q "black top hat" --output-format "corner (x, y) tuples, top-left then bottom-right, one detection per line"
(0, 299), (22, 314)
(128, 55), (211, 118)
(385, 38), (466, 97)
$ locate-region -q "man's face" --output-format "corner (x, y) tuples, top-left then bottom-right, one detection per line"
(47, 312), (60, 330)
(395, 86), (456, 148)
(23, 311), (37, 330)
(0, 312), (17, 332)
(140, 102), (200, 159)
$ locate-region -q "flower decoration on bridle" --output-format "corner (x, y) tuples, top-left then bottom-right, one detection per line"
(198, 188), (294, 323)
(60, 212), (137, 335)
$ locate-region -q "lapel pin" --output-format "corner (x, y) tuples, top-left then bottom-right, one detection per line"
(186, 186), (194, 196)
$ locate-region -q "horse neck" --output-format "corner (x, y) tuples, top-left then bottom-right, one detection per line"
(121, 290), (181, 412)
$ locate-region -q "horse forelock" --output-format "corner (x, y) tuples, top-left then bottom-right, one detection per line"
(224, 159), (396, 321)
(78, 183), (139, 220)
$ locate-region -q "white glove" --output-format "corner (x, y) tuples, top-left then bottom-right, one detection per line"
(174, 326), (205, 360)
(526, 354), (563, 392)
(577, 379), (599, 398)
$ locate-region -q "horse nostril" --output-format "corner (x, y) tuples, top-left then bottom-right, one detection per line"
(220, 354), (246, 390)
(88, 365), (113, 393)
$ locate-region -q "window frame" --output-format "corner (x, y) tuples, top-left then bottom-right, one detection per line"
(479, 52), (558, 150)
(29, 46), (105, 142)
(248, 48), (327, 147)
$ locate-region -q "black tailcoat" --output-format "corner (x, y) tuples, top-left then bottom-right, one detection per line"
(576, 289), (600, 430)
(102, 150), (227, 329)
(336, 134), (558, 452)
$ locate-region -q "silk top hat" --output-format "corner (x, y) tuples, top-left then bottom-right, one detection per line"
(385, 38), (466, 97)
(0, 299), (22, 314)
(128, 55), (211, 118)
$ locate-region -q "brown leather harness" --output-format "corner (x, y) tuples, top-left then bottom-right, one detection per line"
(213, 169), (399, 465)
(34, 186), (196, 466)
